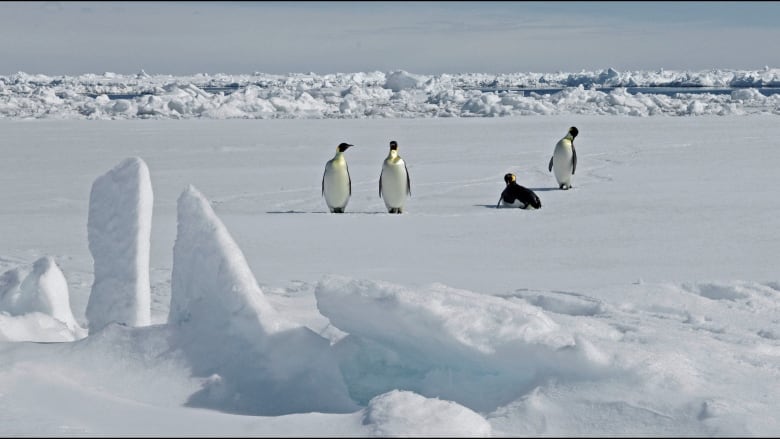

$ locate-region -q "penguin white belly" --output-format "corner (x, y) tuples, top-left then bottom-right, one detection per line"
(380, 161), (408, 209)
(552, 140), (573, 186)
(501, 199), (536, 210)
(500, 199), (525, 208)
(323, 161), (350, 210)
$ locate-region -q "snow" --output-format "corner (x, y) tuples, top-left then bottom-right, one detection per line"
(169, 185), (356, 416)
(0, 257), (83, 340)
(1, 70), (780, 437)
(363, 390), (492, 437)
(1, 68), (780, 119)
(86, 157), (153, 333)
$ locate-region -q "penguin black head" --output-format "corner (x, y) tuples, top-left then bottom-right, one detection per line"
(504, 173), (516, 185)
(337, 142), (353, 152)
(389, 140), (398, 151)
(569, 126), (579, 139)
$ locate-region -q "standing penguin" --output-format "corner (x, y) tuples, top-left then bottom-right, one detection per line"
(497, 173), (542, 209)
(379, 140), (411, 214)
(548, 126), (579, 190)
(322, 142), (354, 213)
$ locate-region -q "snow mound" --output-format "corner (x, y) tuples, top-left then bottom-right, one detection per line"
(169, 185), (357, 415)
(316, 275), (611, 412)
(0, 257), (84, 340)
(86, 157), (153, 333)
(364, 390), (491, 437)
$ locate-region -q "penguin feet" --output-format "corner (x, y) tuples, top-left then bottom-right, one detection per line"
(388, 207), (403, 214)
(559, 184), (571, 190)
(331, 207), (345, 213)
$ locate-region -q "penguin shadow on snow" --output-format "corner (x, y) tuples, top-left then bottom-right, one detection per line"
(265, 210), (387, 215)
(482, 171), (562, 210)
(528, 187), (567, 192)
(476, 187), (566, 206)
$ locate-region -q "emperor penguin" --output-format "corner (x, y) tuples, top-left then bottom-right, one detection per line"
(322, 142), (354, 213)
(548, 126), (579, 190)
(379, 140), (411, 214)
(497, 173), (542, 209)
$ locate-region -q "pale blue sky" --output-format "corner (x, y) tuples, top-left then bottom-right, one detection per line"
(1, 1), (778, 75)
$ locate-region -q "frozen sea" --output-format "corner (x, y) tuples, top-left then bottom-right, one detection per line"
(1, 68), (779, 436)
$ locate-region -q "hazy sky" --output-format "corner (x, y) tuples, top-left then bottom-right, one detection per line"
(1, 1), (778, 76)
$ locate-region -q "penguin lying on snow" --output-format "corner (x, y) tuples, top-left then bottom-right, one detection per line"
(379, 140), (411, 214)
(322, 142), (353, 213)
(497, 173), (542, 209)
(548, 126), (578, 190)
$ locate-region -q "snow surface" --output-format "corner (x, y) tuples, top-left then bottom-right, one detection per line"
(1, 70), (780, 436)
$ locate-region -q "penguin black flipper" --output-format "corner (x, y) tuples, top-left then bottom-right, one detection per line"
(379, 170), (383, 198)
(321, 170), (325, 196)
(571, 144), (577, 175)
(548, 156), (554, 172)
(404, 162), (411, 196)
(531, 192), (542, 209)
(347, 163), (352, 196)
(497, 186), (509, 208)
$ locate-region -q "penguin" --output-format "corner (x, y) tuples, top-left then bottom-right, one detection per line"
(497, 173), (542, 209)
(322, 142), (354, 213)
(379, 140), (411, 214)
(548, 126), (579, 190)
